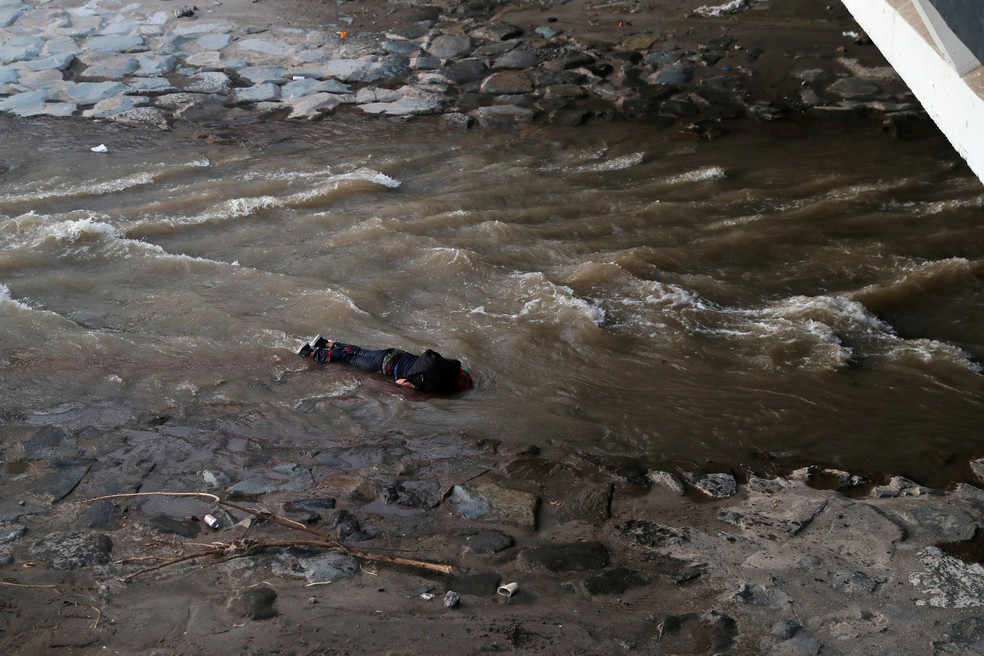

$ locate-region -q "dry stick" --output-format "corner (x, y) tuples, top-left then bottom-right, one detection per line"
(121, 546), (226, 582)
(86, 492), (453, 575)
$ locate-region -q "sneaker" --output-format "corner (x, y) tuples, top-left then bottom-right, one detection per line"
(297, 343), (313, 358)
(312, 335), (330, 349)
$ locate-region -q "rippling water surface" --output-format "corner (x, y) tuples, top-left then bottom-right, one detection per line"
(1, 113), (982, 485)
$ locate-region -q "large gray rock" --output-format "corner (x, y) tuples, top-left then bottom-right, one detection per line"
(910, 547), (984, 608)
(358, 95), (443, 116)
(227, 463), (312, 499)
(234, 82), (282, 104)
(480, 70), (533, 95)
(718, 494), (827, 536)
(449, 479), (538, 528)
(184, 71), (232, 94)
(281, 78), (340, 100)
(324, 58), (372, 82)
(0, 4), (25, 28)
(272, 551), (358, 584)
(67, 81), (126, 105)
(0, 36), (42, 63)
(364, 56), (411, 83)
(286, 92), (350, 119)
(442, 59), (488, 84)
(0, 89), (50, 115)
(22, 53), (75, 72)
(427, 33), (473, 59)
(83, 94), (146, 118)
(31, 532), (113, 569)
(77, 53), (139, 78)
(474, 105), (534, 128)
(495, 49), (538, 70)
(136, 53), (177, 76)
(86, 35), (146, 54)
(818, 500), (904, 568)
(689, 472), (738, 498)
(33, 463), (91, 502)
(126, 77), (178, 96)
(239, 65), (288, 85)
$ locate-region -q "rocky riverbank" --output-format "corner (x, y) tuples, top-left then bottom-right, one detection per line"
(1, 0), (928, 137)
(5, 416), (984, 654)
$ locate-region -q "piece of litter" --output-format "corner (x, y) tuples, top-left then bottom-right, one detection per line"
(293, 76), (305, 80)
(842, 30), (859, 38)
(90, 144), (108, 153)
(420, 592), (436, 600)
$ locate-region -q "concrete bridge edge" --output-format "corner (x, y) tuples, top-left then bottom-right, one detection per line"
(842, 0), (984, 186)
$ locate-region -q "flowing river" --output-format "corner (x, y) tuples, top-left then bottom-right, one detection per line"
(1, 112), (982, 487)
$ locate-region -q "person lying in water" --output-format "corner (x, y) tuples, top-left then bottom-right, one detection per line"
(298, 336), (473, 394)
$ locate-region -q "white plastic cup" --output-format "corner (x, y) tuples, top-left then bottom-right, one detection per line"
(497, 582), (518, 597)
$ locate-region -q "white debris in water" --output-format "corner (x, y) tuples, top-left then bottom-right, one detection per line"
(573, 152), (645, 173)
(90, 144), (108, 153)
(693, 0), (747, 18)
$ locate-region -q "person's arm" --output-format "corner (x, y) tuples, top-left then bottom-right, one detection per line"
(395, 378), (416, 388)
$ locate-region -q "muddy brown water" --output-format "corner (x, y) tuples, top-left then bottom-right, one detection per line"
(1, 113), (982, 487)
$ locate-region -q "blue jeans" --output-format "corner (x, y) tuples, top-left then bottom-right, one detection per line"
(313, 342), (418, 380)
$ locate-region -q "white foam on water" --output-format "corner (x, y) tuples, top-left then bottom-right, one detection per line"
(0, 283), (33, 312)
(661, 166), (727, 185)
(140, 168), (398, 228)
(572, 152), (645, 174)
(158, 195), (281, 226)
(511, 272), (606, 326)
(0, 172), (155, 205)
(1, 214), (121, 252)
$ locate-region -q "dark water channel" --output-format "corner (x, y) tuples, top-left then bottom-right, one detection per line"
(1, 113), (982, 487)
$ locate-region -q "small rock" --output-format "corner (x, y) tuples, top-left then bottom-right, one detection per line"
(689, 473), (737, 499)
(647, 471), (686, 495)
(444, 591), (461, 608)
(202, 470), (232, 489)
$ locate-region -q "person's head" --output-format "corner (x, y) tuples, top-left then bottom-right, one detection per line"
(457, 368), (474, 391)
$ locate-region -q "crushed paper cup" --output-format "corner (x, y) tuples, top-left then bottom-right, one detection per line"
(497, 582), (518, 597)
